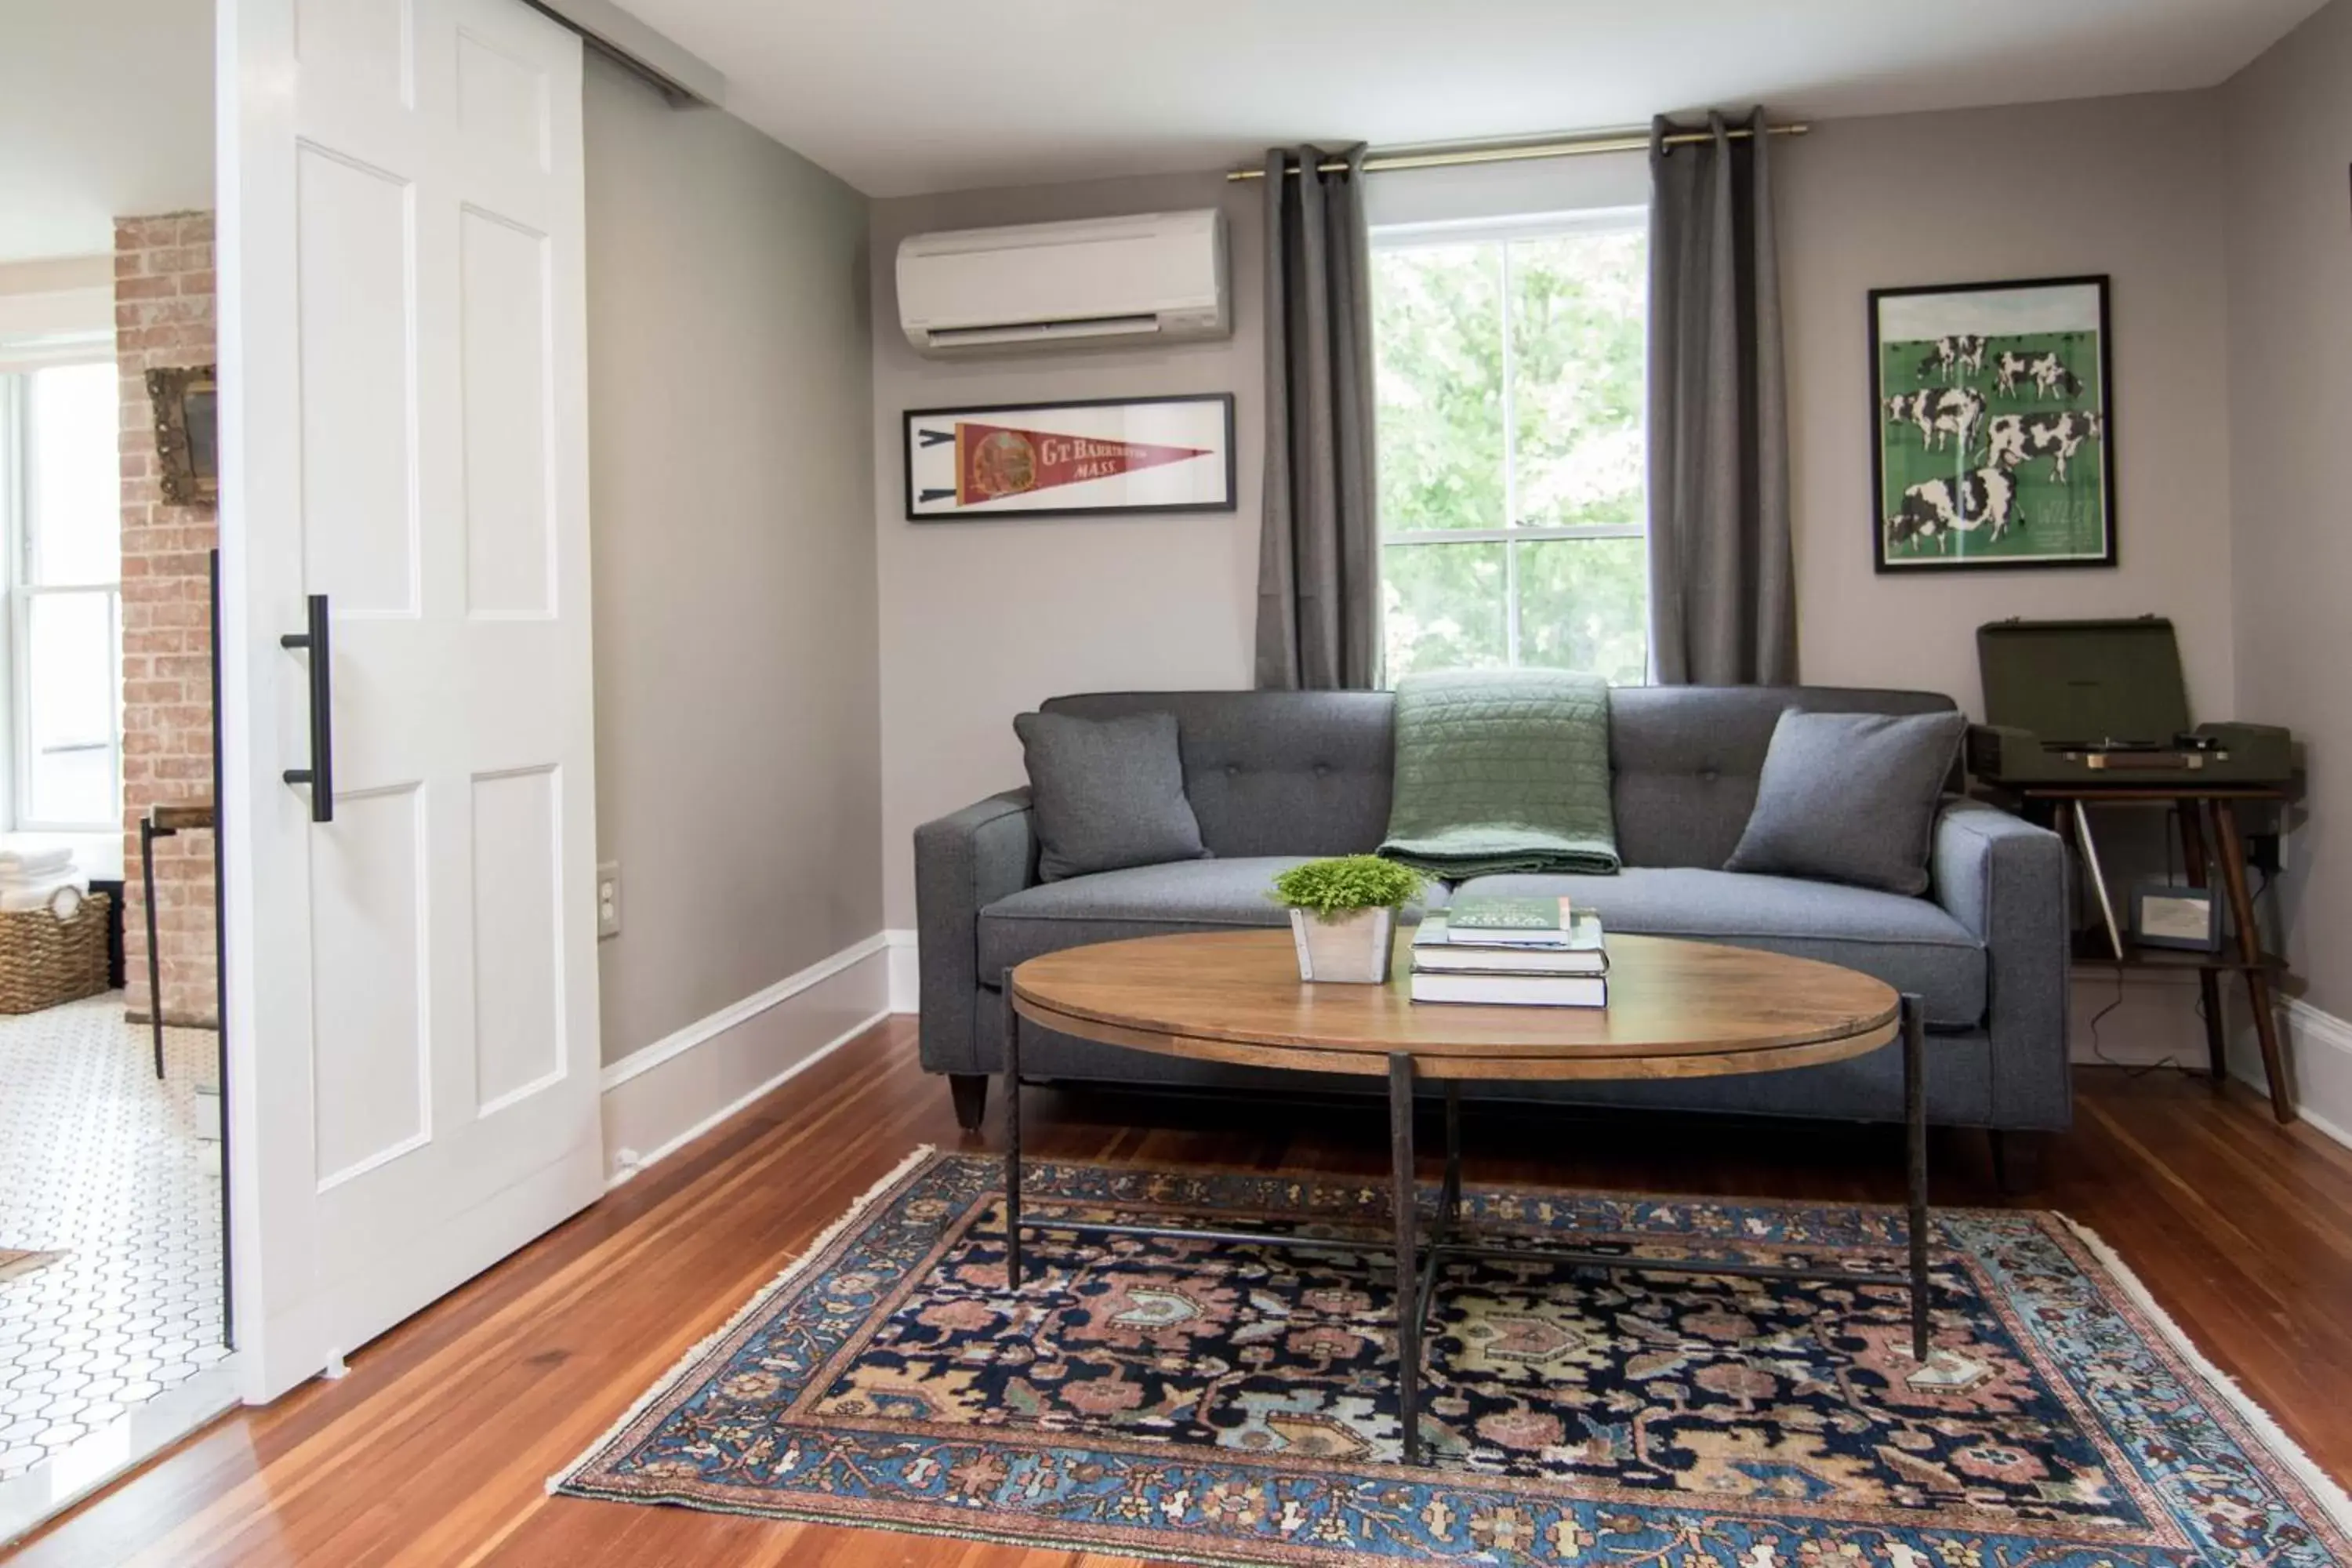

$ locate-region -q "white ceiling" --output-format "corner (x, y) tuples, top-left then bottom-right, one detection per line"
(0, 0), (213, 265)
(615, 0), (2325, 198)
(0, 0), (2317, 252)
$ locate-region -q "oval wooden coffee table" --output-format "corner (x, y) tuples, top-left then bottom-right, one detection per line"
(998, 928), (1929, 1466)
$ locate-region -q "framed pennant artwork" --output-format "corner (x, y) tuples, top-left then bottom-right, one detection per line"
(902, 394), (1236, 521)
(1868, 275), (2115, 572)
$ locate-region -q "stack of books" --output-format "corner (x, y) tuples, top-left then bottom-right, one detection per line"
(1410, 895), (1609, 1007)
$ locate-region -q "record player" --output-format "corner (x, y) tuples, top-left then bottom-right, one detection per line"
(1967, 616), (2292, 789)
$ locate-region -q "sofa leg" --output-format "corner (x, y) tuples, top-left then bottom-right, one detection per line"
(1989, 1130), (2043, 1196)
(949, 1073), (989, 1133)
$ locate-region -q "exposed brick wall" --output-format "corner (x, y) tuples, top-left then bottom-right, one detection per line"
(115, 212), (218, 1026)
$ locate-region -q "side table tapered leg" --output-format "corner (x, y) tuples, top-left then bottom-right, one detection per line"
(2212, 804), (2295, 1123)
(1388, 1052), (1421, 1466)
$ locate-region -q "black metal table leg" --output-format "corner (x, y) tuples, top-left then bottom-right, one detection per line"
(140, 815), (166, 1079)
(1903, 992), (1932, 1363)
(1002, 981), (1022, 1288)
(1388, 1052), (1421, 1466)
(1439, 1080), (1462, 1241)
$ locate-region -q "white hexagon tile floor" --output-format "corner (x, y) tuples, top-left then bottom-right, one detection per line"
(0, 994), (226, 1479)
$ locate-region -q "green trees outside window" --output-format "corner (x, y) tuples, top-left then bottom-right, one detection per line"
(1373, 216), (1649, 685)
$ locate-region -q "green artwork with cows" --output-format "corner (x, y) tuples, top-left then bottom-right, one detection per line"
(1869, 275), (2114, 572)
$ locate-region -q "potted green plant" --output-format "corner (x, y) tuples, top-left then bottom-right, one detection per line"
(1270, 855), (1425, 984)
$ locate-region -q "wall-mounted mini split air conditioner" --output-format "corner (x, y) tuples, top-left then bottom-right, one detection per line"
(896, 209), (1229, 357)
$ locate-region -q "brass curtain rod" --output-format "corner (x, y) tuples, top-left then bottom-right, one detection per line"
(1226, 122), (1808, 181)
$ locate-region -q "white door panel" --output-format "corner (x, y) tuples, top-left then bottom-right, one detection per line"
(459, 211), (557, 619)
(308, 785), (427, 1188)
(295, 147), (419, 618)
(222, 0), (597, 1399)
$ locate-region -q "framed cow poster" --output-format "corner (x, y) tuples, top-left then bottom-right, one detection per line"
(903, 394), (1236, 521)
(1868, 275), (2114, 572)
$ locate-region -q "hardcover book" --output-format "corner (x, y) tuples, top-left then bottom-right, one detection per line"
(1446, 895), (1577, 936)
(1412, 914), (1607, 974)
(1407, 971), (1609, 1007)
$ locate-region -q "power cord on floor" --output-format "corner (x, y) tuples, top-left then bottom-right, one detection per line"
(2084, 964), (2189, 1078)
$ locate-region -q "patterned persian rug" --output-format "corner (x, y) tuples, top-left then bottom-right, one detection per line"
(556, 1149), (2352, 1566)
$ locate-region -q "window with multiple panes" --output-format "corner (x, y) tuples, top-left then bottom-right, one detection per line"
(1372, 209), (1648, 685)
(0, 361), (123, 830)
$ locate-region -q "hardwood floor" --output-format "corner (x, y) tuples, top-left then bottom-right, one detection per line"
(10, 1017), (2352, 1566)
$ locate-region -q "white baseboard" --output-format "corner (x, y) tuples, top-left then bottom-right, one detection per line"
(2067, 965), (2352, 1152)
(886, 927), (919, 1014)
(599, 934), (892, 1187)
(2234, 996), (2352, 1152)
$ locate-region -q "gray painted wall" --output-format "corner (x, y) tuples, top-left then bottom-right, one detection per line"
(2223, 0), (2352, 1014)
(868, 100), (2247, 927)
(1779, 93), (2236, 719)
(870, 171), (1265, 928)
(585, 56), (881, 1065)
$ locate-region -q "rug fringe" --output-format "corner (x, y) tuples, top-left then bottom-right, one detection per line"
(546, 1488), (1287, 1568)
(2056, 1211), (2352, 1534)
(546, 1142), (942, 1495)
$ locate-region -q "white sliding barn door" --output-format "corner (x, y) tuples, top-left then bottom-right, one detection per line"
(220, 0), (600, 1398)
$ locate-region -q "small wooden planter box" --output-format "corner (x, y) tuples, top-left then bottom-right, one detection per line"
(1287, 906), (1397, 984)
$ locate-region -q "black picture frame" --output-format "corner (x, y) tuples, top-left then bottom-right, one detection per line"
(2130, 880), (2222, 953)
(1867, 274), (2116, 574)
(902, 393), (1237, 522)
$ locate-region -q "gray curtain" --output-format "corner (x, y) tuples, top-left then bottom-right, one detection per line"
(1646, 110), (1795, 686)
(1254, 143), (1379, 691)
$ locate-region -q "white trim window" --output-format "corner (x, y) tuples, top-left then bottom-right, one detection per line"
(1373, 206), (1649, 684)
(0, 361), (123, 832)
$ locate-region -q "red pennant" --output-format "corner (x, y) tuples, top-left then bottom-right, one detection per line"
(954, 421), (1211, 505)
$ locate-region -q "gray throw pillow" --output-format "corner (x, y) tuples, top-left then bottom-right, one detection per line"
(1724, 709), (1966, 895)
(1014, 710), (1209, 882)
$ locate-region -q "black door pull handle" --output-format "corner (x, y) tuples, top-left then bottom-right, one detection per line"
(280, 594), (333, 823)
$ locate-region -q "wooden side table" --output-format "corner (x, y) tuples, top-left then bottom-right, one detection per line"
(140, 799), (216, 1078)
(2016, 785), (2292, 1123)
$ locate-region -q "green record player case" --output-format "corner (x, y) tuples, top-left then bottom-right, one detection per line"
(1969, 616), (2292, 787)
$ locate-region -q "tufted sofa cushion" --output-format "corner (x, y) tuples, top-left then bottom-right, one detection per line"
(1041, 691), (1395, 859)
(976, 856), (1457, 980)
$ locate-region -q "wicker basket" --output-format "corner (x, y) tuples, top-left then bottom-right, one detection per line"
(0, 887), (112, 1014)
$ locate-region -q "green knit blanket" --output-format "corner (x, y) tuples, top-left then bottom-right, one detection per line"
(1377, 669), (1621, 880)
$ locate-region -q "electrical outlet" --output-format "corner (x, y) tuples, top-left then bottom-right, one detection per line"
(2249, 833), (2283, 876)
(596, 860), (621, 939)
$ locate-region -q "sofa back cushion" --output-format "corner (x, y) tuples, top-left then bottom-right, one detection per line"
(1041, 691), (1394, 858)
(1607, 686), (1959, 869)
(1037, 685), (1956, 869)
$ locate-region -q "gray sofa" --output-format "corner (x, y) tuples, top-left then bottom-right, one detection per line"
(916, 686), (2069, 1140)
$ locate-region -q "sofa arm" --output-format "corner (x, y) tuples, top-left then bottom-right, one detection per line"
(1929, 797), (2071, 1128)
(913, 789), (1037, 1075)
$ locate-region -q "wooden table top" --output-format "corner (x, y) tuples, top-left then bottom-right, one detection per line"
(1010, 929), (1900, 1082)
(148, 799), (217, 833)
